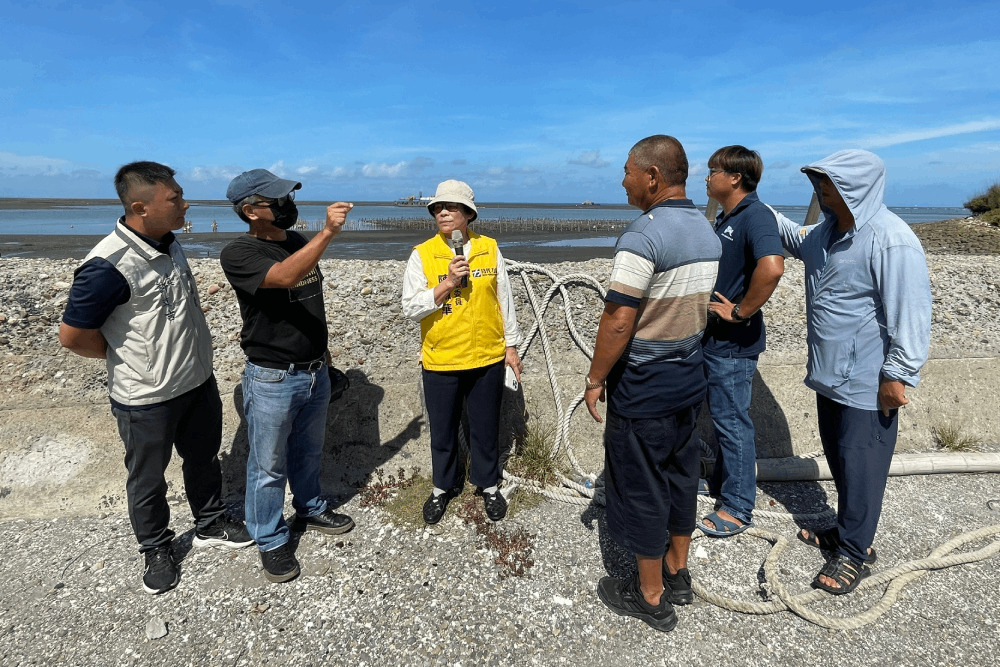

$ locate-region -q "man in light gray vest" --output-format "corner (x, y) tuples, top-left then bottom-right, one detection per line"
(60, 161), (253, 596)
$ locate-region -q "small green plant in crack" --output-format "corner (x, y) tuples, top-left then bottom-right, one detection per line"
(455, 493), (535, 578)
(358, 467), (421, 508)
(932, 425), (980, 452)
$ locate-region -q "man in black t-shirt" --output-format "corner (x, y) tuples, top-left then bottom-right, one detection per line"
(221, 169), (355, 584)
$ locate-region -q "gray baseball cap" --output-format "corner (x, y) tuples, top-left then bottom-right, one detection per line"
(226, 169), (302, 204)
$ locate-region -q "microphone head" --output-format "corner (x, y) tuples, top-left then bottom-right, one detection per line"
(451, 230), (463, 244)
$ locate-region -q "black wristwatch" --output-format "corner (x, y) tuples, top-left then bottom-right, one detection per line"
(731, 304), (749, 322)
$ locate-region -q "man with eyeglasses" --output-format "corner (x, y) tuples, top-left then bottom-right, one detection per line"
(221, 169), (355, 584)
(697, 146), (784, 539)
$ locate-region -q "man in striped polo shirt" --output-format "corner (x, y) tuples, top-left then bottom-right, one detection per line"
(585, 135), (721, 632)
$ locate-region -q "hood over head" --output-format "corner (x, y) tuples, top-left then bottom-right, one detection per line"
(802, 149), (886, 228)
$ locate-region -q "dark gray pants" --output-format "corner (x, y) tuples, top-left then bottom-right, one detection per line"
(816, 393), (898, 564)
(112, 376), (225, 553)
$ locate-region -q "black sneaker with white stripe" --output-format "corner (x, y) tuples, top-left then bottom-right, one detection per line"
(192, 514), (254, 549)
(142, 546), (179, 595)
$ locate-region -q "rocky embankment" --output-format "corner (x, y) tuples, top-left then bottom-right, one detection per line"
(1, 219), (999, 410)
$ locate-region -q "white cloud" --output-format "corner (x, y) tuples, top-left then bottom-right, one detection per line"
(361, 161), (408, 178)
(297, 166), (319, 175)
(0, 151), (71, 175)
(187, 165), (243, 182)
(568, 150), (610, 168)
(862, 119), (1000, 149)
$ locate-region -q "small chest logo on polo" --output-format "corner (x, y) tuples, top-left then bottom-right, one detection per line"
(722, 225), (735, 241)
(472, 269), (482, 278)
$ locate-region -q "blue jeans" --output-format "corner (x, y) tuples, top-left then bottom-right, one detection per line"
(704, 352), (758, 525)
(243, 361), (330, 552)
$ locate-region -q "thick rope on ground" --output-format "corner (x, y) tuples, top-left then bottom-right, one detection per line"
(691, 525), (1000, 630)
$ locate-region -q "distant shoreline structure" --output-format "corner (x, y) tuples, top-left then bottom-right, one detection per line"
(0, 197), (636, 211)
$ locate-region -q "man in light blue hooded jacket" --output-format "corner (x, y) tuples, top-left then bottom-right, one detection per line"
(773, 149), (931, 595)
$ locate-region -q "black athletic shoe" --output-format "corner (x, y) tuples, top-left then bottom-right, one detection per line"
(292, 508), (355, 536)
(597, 574), (678, 632)
(422, 487), (462, 525)
(662, 564), (694, 605)
(477, 488), (508, 522)
(142, 546), (179, 595)
(260, 544), (300, 584)
(192, 514), (254, 550)
(328, 366), (350, 402)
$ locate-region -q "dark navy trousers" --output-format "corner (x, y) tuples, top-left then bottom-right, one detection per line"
(422, 361), (504, 491)
(816, 393), (898, 564)
(112, 376), (226, 553)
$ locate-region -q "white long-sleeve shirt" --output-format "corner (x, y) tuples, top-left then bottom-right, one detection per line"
(401, 240), (523, 348)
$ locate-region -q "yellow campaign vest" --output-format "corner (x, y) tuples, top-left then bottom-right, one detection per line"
(416, 231), (506, 371)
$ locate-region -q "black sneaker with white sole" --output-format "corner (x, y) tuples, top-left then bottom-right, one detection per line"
(260, 543), (300, 583)
(193, 514), (254, 549)
(142, 546), (179, 595)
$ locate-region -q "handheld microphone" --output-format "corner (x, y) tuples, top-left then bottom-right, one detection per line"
(451, 230), (468, 288)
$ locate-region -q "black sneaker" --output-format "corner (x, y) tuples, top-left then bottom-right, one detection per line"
(477, 488), (508, 521)
(662, 564), (694, 605)
(292, 508), (355, 535)
(422, 487), (461, 525)
(260, 543), (300, 583)
(328, 366), (350, 403)
(596, 574), (678, 632)
(193, 514), (254, 550)
(142, 546), (179, 595)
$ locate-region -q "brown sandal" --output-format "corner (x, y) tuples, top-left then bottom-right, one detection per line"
(812, 554), (870, 595)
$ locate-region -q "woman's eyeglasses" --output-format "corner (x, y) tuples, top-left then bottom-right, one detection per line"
(429, 202), (462, 214)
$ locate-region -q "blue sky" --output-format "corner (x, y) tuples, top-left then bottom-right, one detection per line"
(1, 0), (998, 206)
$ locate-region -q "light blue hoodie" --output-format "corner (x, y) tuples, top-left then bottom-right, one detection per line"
(774, 149), (932, 411)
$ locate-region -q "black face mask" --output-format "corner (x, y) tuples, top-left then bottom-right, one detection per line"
(272, 200), (299, 229)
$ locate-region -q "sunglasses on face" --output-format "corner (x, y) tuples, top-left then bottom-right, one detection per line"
(251, 192), (296, 208)
(429, 202), (462, 214)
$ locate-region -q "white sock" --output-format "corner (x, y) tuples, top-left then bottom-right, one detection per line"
(483, 485), (498, 494)
(432, 487), (448, 497)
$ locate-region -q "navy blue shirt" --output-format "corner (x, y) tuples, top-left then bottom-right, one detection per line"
(701, 192), (783, 358)
(62, 219), (175, 329)
(61, 219), (178, 411)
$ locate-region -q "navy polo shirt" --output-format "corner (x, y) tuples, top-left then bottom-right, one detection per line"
(702, 191), (784, 358)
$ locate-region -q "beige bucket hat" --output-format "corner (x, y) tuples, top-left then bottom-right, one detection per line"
(427, 179), (478, 221)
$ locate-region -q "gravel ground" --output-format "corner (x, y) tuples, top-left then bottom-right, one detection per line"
(1, 471), (998, 665)
(1, 216), (999, 664)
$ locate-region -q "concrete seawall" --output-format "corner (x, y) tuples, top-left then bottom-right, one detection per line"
(1, 353), (996, 521)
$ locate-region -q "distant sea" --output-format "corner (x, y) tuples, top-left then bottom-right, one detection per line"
(0, 203), (968, 237)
